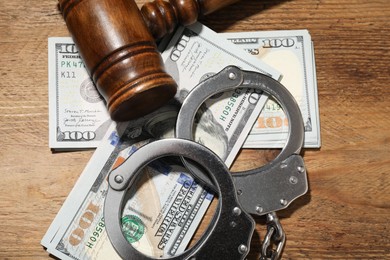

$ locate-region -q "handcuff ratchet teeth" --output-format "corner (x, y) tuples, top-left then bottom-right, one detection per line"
(105, 138), (255, 260)
(175, 65), (308, 215)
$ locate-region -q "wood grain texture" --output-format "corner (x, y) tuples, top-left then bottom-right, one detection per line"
(0, 0), (389, 259)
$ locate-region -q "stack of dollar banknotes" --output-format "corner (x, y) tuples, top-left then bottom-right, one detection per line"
(42, 22), (320, 259)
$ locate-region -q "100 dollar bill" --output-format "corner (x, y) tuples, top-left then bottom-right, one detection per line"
(161, 22), (281, 166)
(48, 37), (112, 150)
(222, 30), (321, 148)
(49, 29), (320, 150)
(42, 105), (213, 259)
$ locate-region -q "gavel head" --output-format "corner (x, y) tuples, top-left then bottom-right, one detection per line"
(58, 0), (177, 121)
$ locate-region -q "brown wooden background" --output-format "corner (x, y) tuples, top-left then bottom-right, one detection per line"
(0, 0), (389, 259)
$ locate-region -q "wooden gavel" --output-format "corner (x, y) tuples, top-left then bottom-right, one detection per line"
(58, 0), (239, 121)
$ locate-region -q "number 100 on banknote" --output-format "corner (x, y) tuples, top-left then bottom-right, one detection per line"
(48, 37), (112, 150)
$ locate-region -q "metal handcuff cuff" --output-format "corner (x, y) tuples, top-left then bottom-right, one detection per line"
(104, 66), (308, 260)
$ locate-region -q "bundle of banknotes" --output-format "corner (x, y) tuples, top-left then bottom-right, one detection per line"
(42, 23), (320, 259)
(48, 23), (320, 151)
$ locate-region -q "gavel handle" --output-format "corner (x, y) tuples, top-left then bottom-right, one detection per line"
(141, 0), (240, 39)
(57, 0), (241, 121)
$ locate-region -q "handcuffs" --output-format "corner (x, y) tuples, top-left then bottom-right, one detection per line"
(104, 66), (308, 259)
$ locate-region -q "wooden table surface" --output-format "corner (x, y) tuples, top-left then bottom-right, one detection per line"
(1, 0), (389, 259)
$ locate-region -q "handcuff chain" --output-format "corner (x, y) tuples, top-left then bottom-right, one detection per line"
(260, 212), (286, 260)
